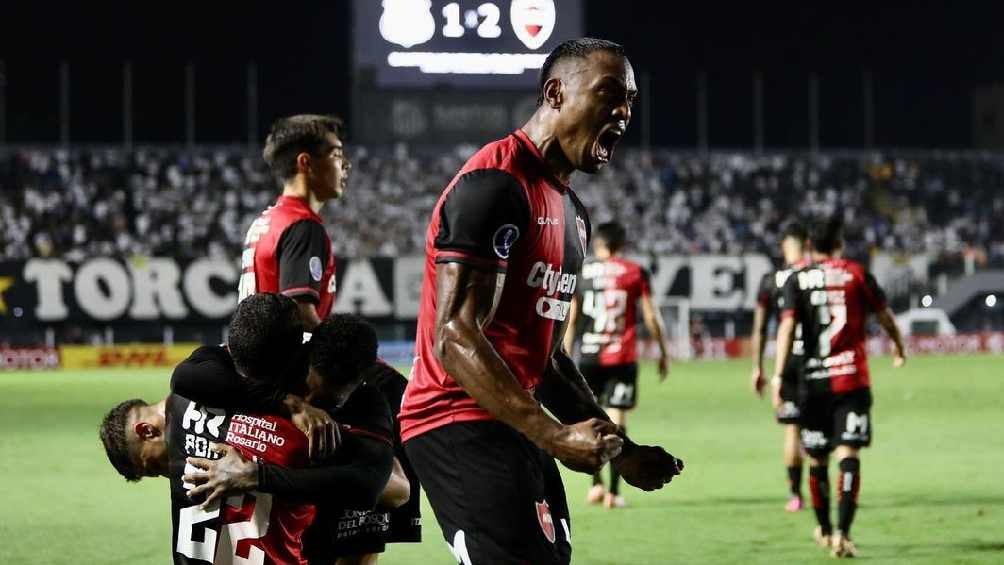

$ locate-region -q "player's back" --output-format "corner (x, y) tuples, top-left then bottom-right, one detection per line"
(166, 394), (315, 565)
(784, 258), (887, 395)
(577, 256), (651, 366)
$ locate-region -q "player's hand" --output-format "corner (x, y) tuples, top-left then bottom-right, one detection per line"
(658, 355), (670, 382)
(614, 443), (684, 491)
(184, 444), (258, 510)
(751, 368), (765, 397)
(288, 399), (340, 461)
(892, 354), (906, 368)
(770, 378), (783, 410)
(548, 418), (623, 474)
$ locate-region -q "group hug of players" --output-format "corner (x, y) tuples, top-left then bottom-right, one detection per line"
(97, 37), (903, 564)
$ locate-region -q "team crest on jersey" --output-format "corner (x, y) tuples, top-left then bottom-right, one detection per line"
(309, 256), (323, 282)
(535, 500), (556, 543)
(575, 216), (588, 255)
(493, 224), (520, 259)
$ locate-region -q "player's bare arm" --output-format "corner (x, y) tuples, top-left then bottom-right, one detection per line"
(562, 295), (580, 355)
(876, 307), (907, 367)
(433, 261), (623, 472)
(750, 302), (768, 396)
(773, 315), (796, 409)
(541, 347), (684, 490)
(294, 299), (323, 330)
(379, 457), (412, 510)
(640, 292), (671, 381)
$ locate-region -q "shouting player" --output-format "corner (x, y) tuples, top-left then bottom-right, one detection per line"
(399, 38), (683, 565)
(775, 218), (906, 558)
(750, 221), (809, 512)
(238, 114), (350, 329)
(563, 221), (671, 509)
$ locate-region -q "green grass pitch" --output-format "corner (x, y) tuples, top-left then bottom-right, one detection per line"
(1, 355), (1002, 564)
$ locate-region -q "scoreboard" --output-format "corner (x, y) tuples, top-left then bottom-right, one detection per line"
(353, 0), (584, 89)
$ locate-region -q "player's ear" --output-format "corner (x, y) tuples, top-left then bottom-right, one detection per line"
(134, 421), (160, 441)
(296, 152), (312, 175)
(543, 77), (563, 109)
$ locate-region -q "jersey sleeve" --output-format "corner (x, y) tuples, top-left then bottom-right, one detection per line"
(170, 346), (285, 413)
(433, 168), (531, 271)
(756, 272), (774, 308)
(861, 271), (888, 313)
(779, 272), (799, 320)
(276, 220), (330, 303)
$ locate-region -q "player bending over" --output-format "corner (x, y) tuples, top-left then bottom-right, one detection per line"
(563, 221), (671, 509)
(750, 221), (810, 512)
(774, 218), (906, 558)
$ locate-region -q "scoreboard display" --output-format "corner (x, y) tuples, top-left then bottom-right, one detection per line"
(353, 0), (584, 89)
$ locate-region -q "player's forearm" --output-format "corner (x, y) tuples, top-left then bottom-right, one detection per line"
(258, 439), (394, 509)
(773, 316), (795, 376)
(377, 457), (411, 509)
(294, 300), (323, 331)
(562, 299), (578, 355)
(750, 306), (767, 369)
(437, 320), (562, 445)
(877, 308), (906, 357)
(644, 313), (670, 360)
(537, 349), (610, 425)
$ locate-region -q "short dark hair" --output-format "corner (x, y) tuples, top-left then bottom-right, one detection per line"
(809, 217), (844, 254)
(228, 293), (304, 382)
(309, 314), (378, 388)
(99, 398), (147, 482)
(781, 221), (809, 243)
(594, 221), (627, 252)
(537, 38), (626, 106)
(263, 114), (344, 180)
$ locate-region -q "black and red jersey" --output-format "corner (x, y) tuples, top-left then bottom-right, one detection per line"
(780, 258), (888, 396)
(400, 129), (590, 442)
(758, 259), (811, 370)
(166, 394), (315, 565)
(238, 195), (337, 319)
(575, 256), (651, 366)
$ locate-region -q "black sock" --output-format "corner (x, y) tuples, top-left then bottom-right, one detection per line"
(787, 465), (803, 497)
(837, 458), (861, 537)
(592, 471), (603, 487)
(808, 465), (832, 535)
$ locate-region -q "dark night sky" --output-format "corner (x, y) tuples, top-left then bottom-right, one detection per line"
(1, 2), (1001, 147)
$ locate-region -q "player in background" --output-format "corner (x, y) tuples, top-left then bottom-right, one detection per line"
(750, 221), (810, 512)
(563, 221), (671, 509)
(400, 38), (682, 565)
(775, 218), (906, 558)
(238, 114), (350, 330)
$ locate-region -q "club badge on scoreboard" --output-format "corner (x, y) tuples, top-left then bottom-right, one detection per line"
(511, 0), (557, 50)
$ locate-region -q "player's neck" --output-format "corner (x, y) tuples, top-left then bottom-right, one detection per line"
(520, 115), (575, 185)
(282, 182), (326, 214)
(811, 252), (834, 262)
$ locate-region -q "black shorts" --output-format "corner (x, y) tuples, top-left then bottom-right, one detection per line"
(405, 421), (572, 565)
(798, 388), (873, 458)
(302, 507), (389, 563)
(775, 377), (801, 425)
(581, 363), (638, 409)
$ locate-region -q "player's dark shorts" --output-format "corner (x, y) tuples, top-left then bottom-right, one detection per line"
(405, 420), (572, 565)
(581, 362), (638, 410)
(302, 507), (390, 563)
(798, 388), (873, 458)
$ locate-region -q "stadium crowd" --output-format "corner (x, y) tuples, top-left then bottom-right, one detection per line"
(2, 146), (1003, 265)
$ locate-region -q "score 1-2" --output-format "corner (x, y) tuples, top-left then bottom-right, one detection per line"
(442, 2), (503, 39)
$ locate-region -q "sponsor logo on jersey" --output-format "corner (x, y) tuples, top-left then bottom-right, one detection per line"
(309, 256), (323, 282)
(492, 224), (520, 259)
(527, 262), (576, 321)
(537, 216), (560, 225)
(535, 500), (556, 543)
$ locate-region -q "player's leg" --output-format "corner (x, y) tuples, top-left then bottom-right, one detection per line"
(830, 388), (871, 558)
(799, 396), (835, 547)
(581, 364), (609, 504)
(602, 364), (638, 509)
(783, 424), (804, 511)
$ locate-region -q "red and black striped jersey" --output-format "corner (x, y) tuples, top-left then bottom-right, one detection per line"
(400, 129), (590, 442)
(575, 256), (652, 366)
(780, 258), (887, 395)
(238, 195), (337, 319)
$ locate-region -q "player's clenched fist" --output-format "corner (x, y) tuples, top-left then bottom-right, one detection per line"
(614, 444), (684, 491)
(546, 418), (623, 473)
